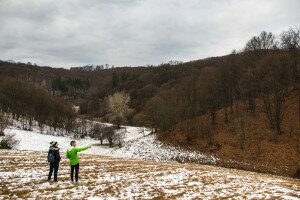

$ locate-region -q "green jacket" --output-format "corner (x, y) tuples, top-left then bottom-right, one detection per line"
(66, 146), (89, 166)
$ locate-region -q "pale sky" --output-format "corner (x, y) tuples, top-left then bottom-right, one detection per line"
(0, 0), (299, 68)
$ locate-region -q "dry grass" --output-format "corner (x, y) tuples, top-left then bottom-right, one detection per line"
(0, 149), (299, 199)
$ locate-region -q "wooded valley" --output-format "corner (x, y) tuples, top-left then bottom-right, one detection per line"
(0, 27), (299, 177)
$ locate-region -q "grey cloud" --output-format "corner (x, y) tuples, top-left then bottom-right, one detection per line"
(0, 0), (299, 68)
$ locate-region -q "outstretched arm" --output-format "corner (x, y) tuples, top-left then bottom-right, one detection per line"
(74, 146), (90, 152)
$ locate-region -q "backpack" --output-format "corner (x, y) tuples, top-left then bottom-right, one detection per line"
(48, 151), (56, 164)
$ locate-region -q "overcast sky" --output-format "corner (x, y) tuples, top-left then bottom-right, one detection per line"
(0, 0), (299, 68)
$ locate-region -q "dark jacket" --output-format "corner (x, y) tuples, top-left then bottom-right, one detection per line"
(48, 146), (61, 163)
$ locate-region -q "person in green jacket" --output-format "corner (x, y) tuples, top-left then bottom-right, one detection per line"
(66, 140), (91, 182)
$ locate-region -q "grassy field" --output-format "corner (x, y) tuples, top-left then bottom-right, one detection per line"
(0, 150), (299, 199)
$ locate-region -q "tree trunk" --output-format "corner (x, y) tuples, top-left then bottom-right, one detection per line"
(210, 110), (216, 126)
(224, 107), (229, 123)
(239, 114), (245, 149)
(262, 95), (274, 129)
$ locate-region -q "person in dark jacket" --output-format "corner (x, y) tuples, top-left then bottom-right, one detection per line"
(47, 141), (61, 182)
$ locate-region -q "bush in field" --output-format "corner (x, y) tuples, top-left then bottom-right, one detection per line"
(91, 124), (125, 147)
(113, 128), (126, 148)
(91, 123), (106, 145)
(103, 126), (116, 147)
(0, 133), (19, 149)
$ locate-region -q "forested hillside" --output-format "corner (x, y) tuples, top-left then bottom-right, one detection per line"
(0, 78), (75, 133)
(0, 27), (299, 177)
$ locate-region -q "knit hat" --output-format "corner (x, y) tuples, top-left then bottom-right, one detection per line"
(50, 141), (58, 146)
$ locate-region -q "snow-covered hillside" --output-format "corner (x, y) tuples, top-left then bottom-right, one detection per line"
(3, 125), (215, 164)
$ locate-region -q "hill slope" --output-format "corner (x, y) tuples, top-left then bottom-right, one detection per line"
(158, 93), (300, 178)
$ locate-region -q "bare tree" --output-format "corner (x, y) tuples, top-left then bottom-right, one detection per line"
(280, 27), (300, 50)
(240, 68), (259, 115)
(238, 112), (246, 149)
(245, 31), (276, 51)
(280, 27), (300, 111)
(198, 68), (222, 145)
(80, 119), (88, 138)
(256, 53), (294, 134)
(92, 123), (106, 145)
(0, 114), (9, 136)
(103, 126), (116, 147)
(105, 92), (131, 129)
(113, 128), (126, 148)
(144, 89), (179, 132)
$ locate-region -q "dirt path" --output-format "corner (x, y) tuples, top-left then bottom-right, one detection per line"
(0, 150), (299, 199)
